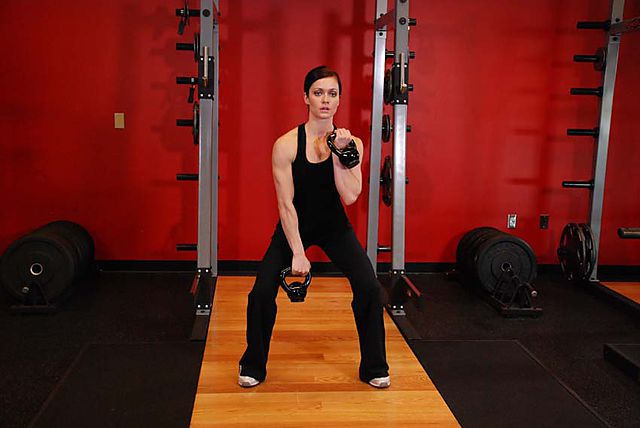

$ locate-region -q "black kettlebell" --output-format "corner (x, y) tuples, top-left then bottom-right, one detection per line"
(280, 267), (312, 303)
(326, 132), (360, 169)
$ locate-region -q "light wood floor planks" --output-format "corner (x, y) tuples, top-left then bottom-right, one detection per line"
(190, 276), (459, 427)
(601, 282), (640, 304)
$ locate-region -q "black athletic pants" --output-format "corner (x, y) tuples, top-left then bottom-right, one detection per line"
(239, 224), (389, 383)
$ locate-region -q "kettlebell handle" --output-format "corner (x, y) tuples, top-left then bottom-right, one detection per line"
(280, 267), (312, 289)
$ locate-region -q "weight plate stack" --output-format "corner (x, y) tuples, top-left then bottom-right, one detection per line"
(457, 227), (537, 293)
(0, 221), (95, 303)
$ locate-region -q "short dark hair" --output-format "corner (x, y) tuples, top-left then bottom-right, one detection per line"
(304, 65), (342, 96)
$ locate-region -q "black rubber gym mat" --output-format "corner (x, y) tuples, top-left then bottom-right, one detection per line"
(30, 342), (204, 428)
(410, 340), (609, 428)
(604, 343), (640, 382)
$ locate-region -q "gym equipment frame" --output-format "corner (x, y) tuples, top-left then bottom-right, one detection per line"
(367, 0), (423, 325)
(563, 0), (639, 282)
(175, 0), (220, 341)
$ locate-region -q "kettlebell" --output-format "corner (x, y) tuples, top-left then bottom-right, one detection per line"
(280, 267), (312, 302)
(326, 132), (360, 169)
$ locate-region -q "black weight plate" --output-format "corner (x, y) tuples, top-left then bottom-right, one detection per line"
(381, 155), (392, 206)
(382, 114), (391, 142)
(475, 235), (537, 293)
(31, 228), (82, 272)
(574, 224), (587, 278)
(38, 225), (87, 275)
(557, 223), (584, 281)
(456, 227), (500, 272)
(594, 47), (606, 72)
(0, 234), (77, 302)
(460, 228), (498, 278)
(29, 230), (79, 291)
(193, 101), (200, 145)
(48, 221), (94, 261)
(194, 32), (200, 63)
(461, 228), (499, 282)
(578, 223), (596, 279)
(37, 221), (94, 274)
(463, 229), (505, 282)
(384, 69), (393, 104)
(557, 223), (572, 279)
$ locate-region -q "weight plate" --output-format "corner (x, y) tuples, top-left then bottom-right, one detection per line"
(37, 221), (95, 275)
(594, 47), (606, 72)
(384, 69), (393, 104)
(475, 235), (537, 293)
(381, 155), (392, 206)
(462, 228), (505, 283)
(0, 234), (77, 302)
(382, 114), (391, 142)
(193, 101), (200, 145)
(194, 32), (200, 63)
(557, 223), (587, 281)
(456, 227), (500, 272)
(578, 223), (596, 279)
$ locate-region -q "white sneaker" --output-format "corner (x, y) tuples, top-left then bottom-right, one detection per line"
(368, 376), (391, 388)
(238, 375), (260, 388)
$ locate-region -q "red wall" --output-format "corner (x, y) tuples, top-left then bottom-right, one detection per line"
(1, 1), (638, 265)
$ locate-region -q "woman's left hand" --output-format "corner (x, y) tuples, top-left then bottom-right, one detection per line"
(333, 128), (352, 149)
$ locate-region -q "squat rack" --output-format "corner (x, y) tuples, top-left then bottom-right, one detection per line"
(564, 0), (639, 281)
(367, 0), (423, 320)
(175, 0), (220, 341)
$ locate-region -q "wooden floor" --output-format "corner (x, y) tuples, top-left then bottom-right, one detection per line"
(190, 276), (459, 427)
(601, 282), (640, 305)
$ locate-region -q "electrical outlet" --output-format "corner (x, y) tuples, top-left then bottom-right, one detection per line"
(114, 113), (125, 129)
(507, 214), (517, 229)
(540, 214), (549, 229)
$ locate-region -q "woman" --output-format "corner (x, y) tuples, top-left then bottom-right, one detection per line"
(239, 65), (390, 388)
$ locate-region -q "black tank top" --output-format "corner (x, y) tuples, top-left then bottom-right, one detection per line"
(277, 124), (350, 241)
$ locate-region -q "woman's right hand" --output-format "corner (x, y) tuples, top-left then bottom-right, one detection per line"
(291, 253), (311, 277)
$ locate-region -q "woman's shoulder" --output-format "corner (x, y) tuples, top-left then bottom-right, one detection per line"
(276, 126), (299, 144)
(272, 126), (299, 160)
(273, 126), (299, 150)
